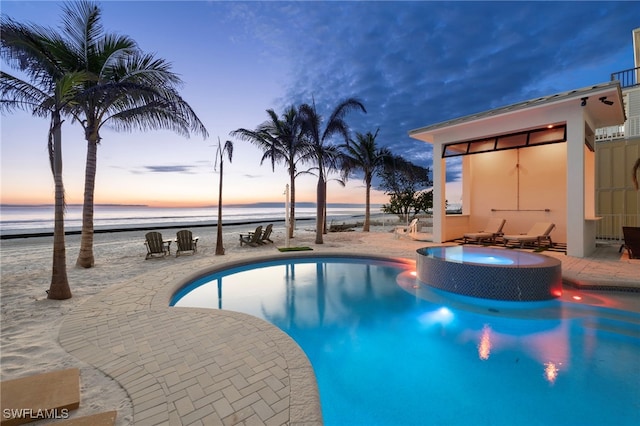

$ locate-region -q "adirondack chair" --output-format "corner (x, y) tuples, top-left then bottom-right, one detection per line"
(176, 229), (198, 256)
(259, 224), (274, 244)
(239, 225), (263, 247)
(145, 231), (171, 259)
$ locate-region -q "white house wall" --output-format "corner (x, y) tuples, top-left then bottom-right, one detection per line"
(466, 144), (567, 243)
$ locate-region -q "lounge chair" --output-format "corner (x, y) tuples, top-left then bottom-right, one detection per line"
(463, 218), (506, 244)
(144, 231), (171, 259)
(176, 229), (198, 256)
(503, 222), (555, 248)
(620, 226), (640, 259)
(394, 218), (419, 239)
(239, 225), (263, 247)
(259, 224), (274, 244)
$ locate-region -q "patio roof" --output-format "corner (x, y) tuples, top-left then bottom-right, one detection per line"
(409, 81), (625, 142)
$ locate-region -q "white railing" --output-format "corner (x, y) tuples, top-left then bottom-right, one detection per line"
(595, 214), (640, 241)
(594, 125), (625, 141)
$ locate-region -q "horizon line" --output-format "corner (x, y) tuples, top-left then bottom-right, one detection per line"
(0, 202), (383, 208)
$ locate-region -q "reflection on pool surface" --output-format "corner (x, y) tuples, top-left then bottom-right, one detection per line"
(171, 257), (640, 426)
(419, 245), (547, 266)
(446, 251), (514, 264)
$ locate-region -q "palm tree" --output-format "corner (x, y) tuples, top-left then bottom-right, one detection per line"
(633, 158), (639, 190)
(57, 1), (208, 268)
(1, 17), (88, 299)
(340, 129), (391, 231)
(214, 138), (233, 255)
(231, 106), (308, 239)
(298, 98), (366, 244)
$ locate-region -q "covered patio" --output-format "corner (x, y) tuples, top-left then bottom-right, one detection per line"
(409, 81), (625, 257)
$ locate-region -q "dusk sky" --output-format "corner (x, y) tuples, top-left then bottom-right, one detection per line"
(1, 1), (638, 207)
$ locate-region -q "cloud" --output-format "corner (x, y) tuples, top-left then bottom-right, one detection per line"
(220, 1), (638, 184)
(141, 165), (198, 174)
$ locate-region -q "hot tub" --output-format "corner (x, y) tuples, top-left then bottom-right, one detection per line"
(416, 246), (562, 301)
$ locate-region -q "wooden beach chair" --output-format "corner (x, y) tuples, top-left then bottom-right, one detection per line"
(144, 231), (171, 259)
(239, 225), (263, 247)
(259, 224), (274, 244)
(175, 229), (198, 257)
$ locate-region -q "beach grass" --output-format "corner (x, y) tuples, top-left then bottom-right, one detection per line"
(277, 246), (313, 252)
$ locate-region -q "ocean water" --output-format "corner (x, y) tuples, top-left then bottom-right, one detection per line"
(0, 204), (383, 236)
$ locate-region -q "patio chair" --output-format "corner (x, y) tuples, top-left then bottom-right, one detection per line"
(259, 224), (274, 244)
(620, 226), (640, 259)
(463, 218), (506, 244)
(394, 218), (419, 239)
(503, 222), (555, 248)
(176, 229), (198, 256)
(239, 225), (263, 247)
(145, 231), (171, 259)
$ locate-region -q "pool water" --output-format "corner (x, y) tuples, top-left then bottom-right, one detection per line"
(171, 257), (640, 426)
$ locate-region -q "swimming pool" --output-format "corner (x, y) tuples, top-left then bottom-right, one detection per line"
(171, 256), (640, 425)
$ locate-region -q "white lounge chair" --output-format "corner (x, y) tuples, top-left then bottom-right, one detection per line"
(463, 218), (506, 244)
(503, 222), (555, 248)
(394, 218), (419, 239)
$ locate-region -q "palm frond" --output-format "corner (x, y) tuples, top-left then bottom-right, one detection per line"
(60, 0), (104, 64)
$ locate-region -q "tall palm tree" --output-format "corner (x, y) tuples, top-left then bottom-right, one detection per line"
(57, 1), (208, 268)
(298, 98), (366, 244)
(633, 158), (639, 190)
(1, 17), (88, 299)
(231, 106), (308, 239)
(214, 138), (233, 255)
(340, 129), (391, 231)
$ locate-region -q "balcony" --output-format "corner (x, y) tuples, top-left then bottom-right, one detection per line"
(611, 66), (640, 89)
(595, 124), (625, 141)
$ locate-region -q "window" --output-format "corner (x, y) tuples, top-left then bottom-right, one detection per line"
(442, 124), (566, 158)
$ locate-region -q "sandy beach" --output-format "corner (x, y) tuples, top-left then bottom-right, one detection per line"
(1, 218), (638, 425)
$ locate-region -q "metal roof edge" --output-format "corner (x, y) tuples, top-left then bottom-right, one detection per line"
(408, 80), (622, 137)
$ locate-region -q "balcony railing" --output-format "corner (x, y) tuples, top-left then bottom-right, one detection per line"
(611, 66), (640, 89)
(595, 125), (625, 141)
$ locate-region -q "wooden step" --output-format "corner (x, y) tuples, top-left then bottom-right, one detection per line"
(1, 368), (80, 426)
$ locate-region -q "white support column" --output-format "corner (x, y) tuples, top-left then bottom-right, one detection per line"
(432, 141), (446, 243)
(566, 112), (586, 257)
(461, 155), (471, 216)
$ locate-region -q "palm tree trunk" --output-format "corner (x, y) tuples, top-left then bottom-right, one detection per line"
(315, 176), (325, 244)
(77, 137), (98, 268)
(48, 114), (71, 300)
(323, 181), (328, 234)
(289, 173), (296, 239)
(215, 161), (225, 255)
(363, 178), (371, 232)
